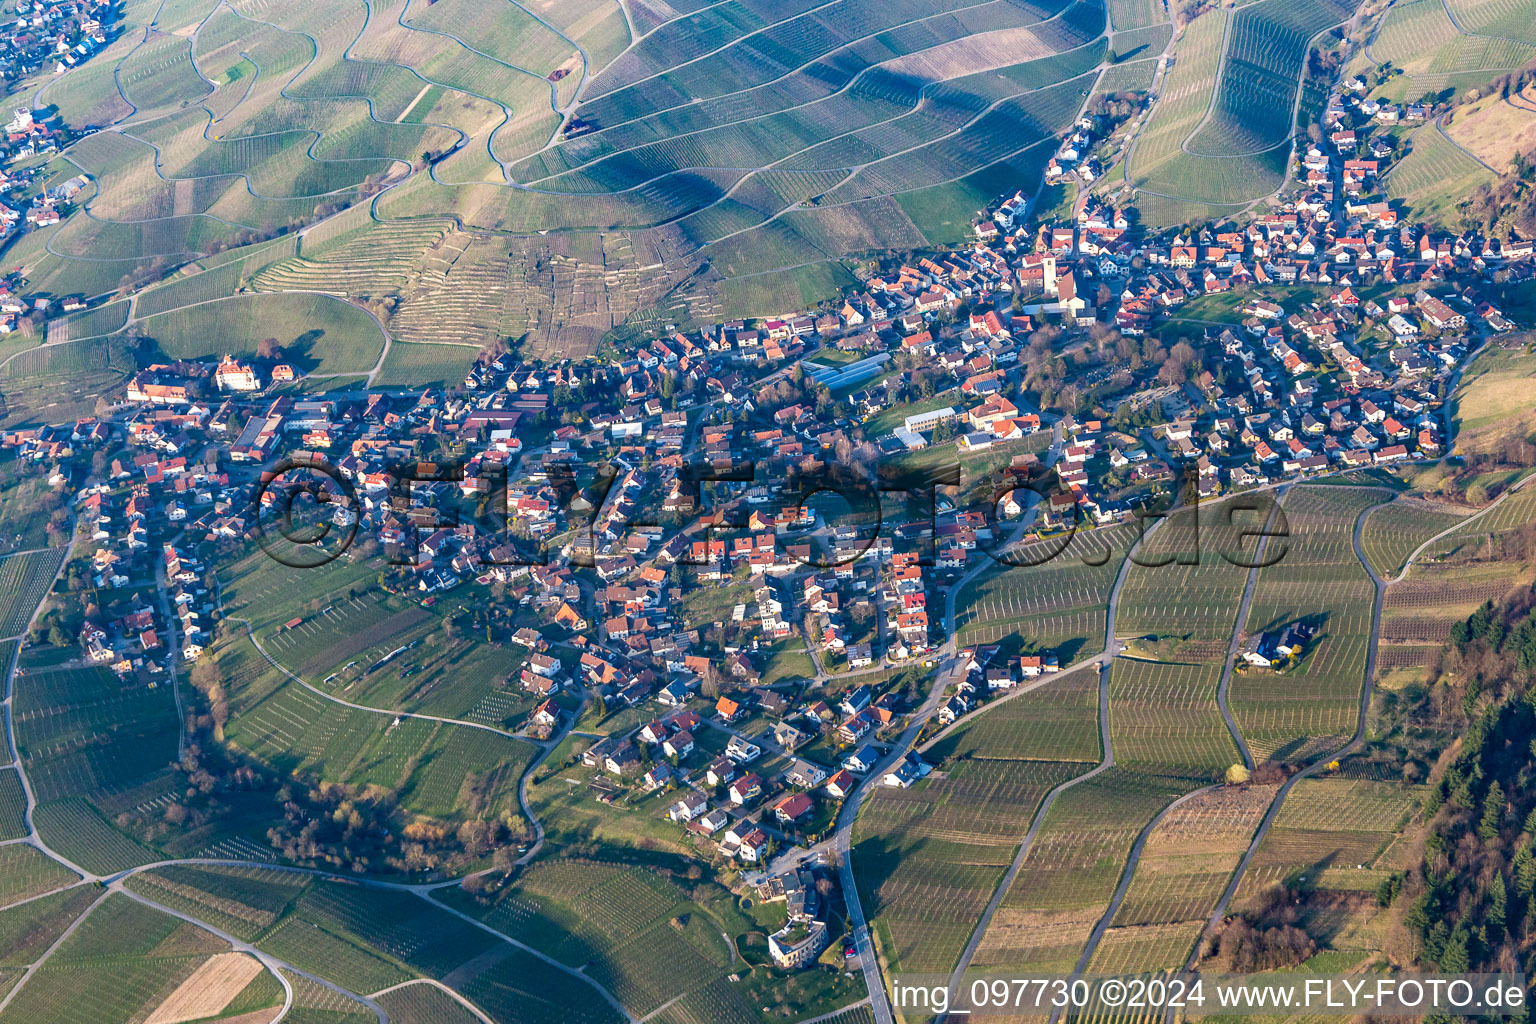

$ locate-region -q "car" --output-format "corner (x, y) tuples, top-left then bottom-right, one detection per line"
(844, 946), (857, 958)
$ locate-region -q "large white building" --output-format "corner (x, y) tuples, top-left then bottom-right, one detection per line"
(215, 355), (261, 392)
(903, 407), (957, 434)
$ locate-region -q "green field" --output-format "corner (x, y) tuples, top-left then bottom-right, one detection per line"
(1448, 340), (1536, 454)
(135, 293), (386, 376)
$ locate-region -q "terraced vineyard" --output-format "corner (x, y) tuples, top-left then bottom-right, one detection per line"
(1123, 0), (1320, 219)
(17, 0), (1129, 364)
(1371, 0), (1536, 95)
(1229, 486), (1379, 763)
(1187, 0), (1355, 157)
(954, 523), (1136, 656)
(1358, 498), (1472, 579)
(1447, 0), (1536, 44)
(1385, 123), (1498, 223)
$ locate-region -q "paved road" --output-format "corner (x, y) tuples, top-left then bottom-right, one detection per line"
(154, 532), (189, 761)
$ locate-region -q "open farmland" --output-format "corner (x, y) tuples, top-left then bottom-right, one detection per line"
(4, 3), (1535, 1022)
(0, 335), (138, 429)
(1115, 499), (1270, 650)
(0, 473), (63, 551)
(926, 670), (1103, 764)
(12, 649), (181, 875)
(220, 653), (534, 823)
(378, 984), (486, 1024)
(206, 558), (537, 825)
(1108, 658), (1237, 780)
(1380, 559), (1534, 649)
(854, 660), (1121, 975)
